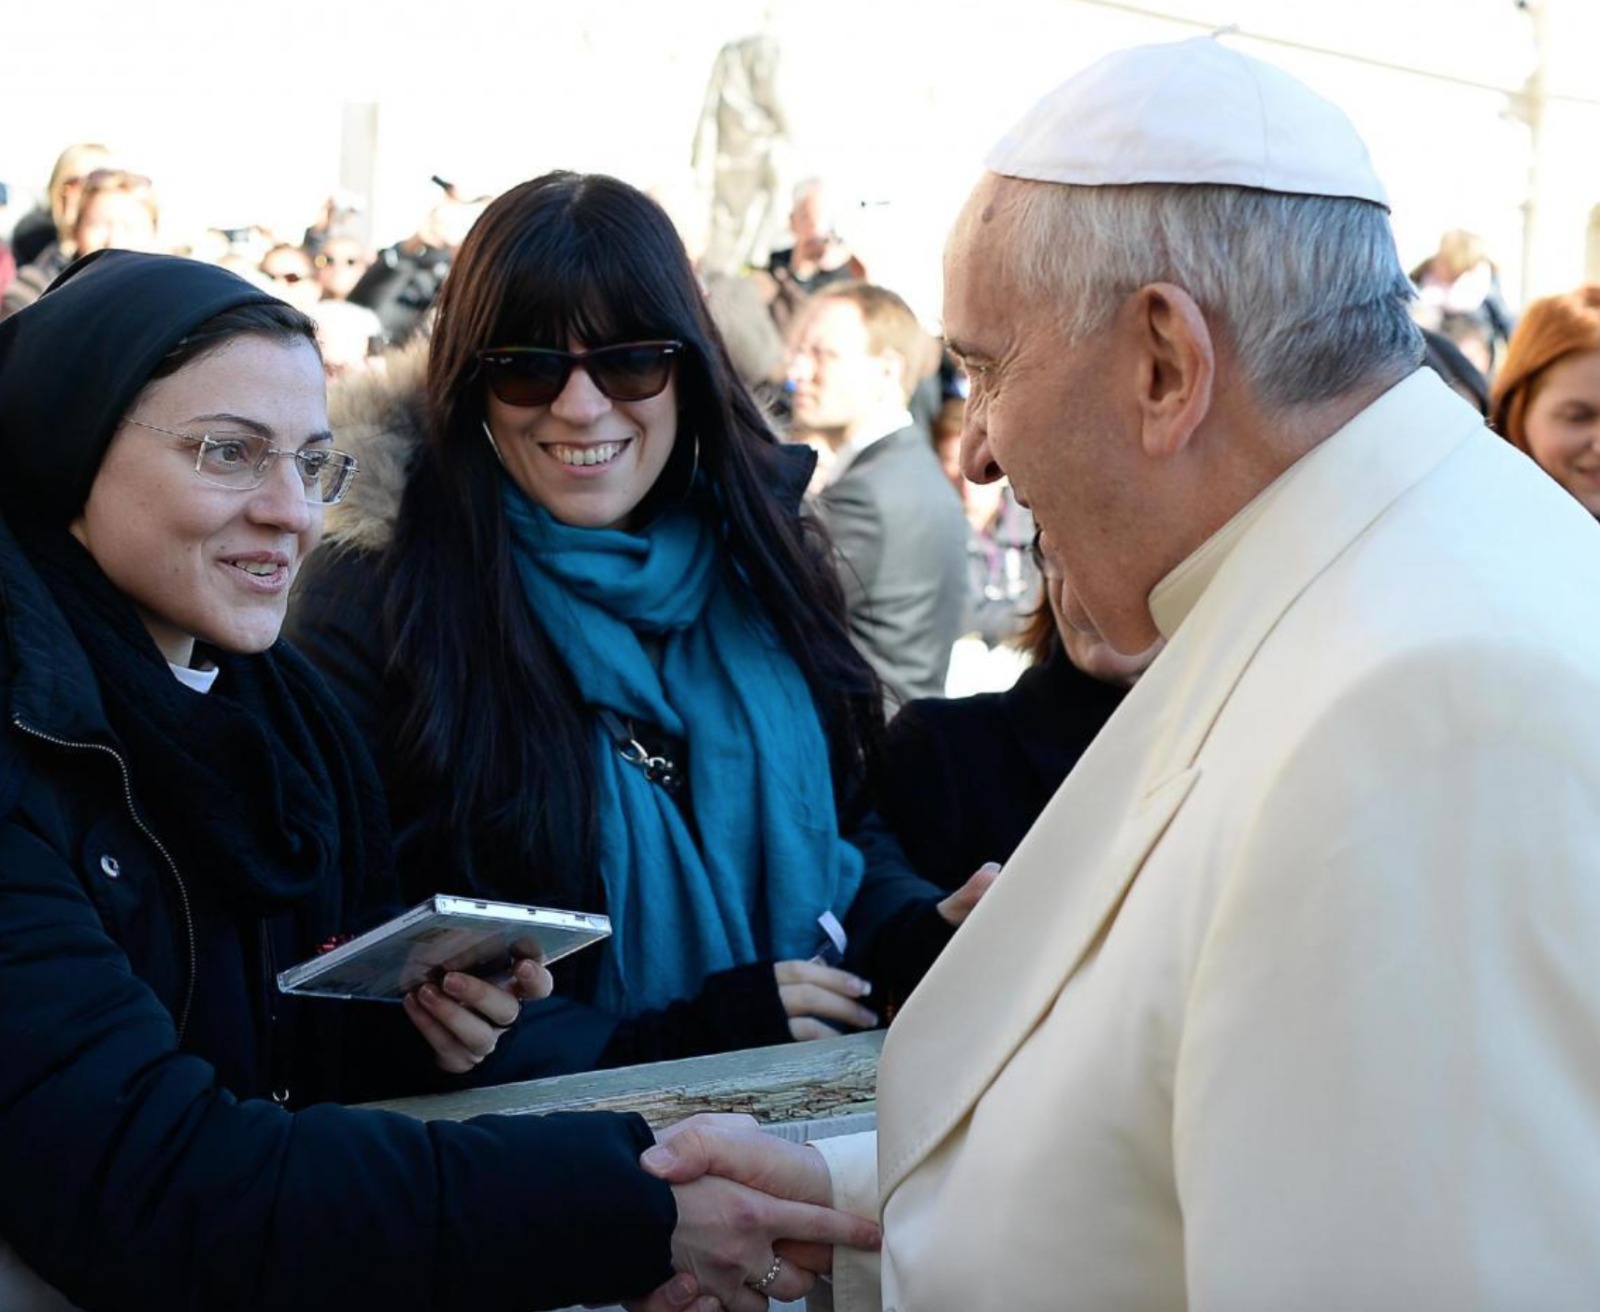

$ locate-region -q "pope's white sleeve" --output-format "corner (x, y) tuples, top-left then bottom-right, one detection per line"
(807, 1130), (881, 1312)
(1175, 640), (1600, 1312)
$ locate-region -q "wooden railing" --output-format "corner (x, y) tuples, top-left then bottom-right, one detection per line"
(362, 1032), (884, 1312)
(362, 1028), (881, 1132)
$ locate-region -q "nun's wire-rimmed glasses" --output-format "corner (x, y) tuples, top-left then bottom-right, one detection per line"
(124, 419), (360, 505)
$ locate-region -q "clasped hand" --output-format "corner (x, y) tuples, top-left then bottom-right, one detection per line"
(620, 1114), (875, 1312)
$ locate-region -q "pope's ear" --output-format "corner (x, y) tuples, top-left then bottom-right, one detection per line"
(1131, 282), (1214, 460)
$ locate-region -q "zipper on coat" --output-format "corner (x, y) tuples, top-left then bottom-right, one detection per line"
(12, 715), (198, 1042)
(258, 923), (290, 1106)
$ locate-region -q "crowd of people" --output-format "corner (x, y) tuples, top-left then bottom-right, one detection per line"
(4, 28), (1600, 1312)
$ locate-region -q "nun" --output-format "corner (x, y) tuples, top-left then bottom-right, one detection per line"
(0, 251), (872, 1312)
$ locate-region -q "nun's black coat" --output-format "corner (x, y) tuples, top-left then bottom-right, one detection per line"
(0, 253), (675, 1311)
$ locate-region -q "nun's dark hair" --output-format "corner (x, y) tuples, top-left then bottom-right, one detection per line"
(382, 170), (884, 908)
(147, 301), (320, 383)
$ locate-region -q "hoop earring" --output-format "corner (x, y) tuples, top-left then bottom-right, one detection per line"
(677, 432), (701, 504)
(480, 418), (508, 470)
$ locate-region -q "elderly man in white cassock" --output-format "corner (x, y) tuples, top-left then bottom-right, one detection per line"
(630, 34), (1600, 1312)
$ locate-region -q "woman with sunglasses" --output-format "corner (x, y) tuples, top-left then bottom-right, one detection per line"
(0, 250), (871, 1312)
(287, 171), (986, 1075)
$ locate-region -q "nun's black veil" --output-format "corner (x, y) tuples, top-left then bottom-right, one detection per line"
(0, 249), (278, 527)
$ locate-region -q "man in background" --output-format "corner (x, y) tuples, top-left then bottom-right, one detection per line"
(788, 282), (968, 707)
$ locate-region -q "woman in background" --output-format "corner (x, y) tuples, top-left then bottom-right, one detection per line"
(5, 141), (109, 271)
(5, 168), (160, 315)
(1491, 284), (1600, 517)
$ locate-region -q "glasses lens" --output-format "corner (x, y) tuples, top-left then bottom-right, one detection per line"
(483, 353), (570, 407)
(587, 344), (677, 402)
(196, 433), (271, 485)
(294, 449), (358, 504)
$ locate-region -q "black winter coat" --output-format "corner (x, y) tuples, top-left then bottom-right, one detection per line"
(0, 515), (674, 1312)
(877, 644), (1129, 890)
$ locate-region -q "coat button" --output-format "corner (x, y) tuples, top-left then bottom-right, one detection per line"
(99, 854), (121, 879)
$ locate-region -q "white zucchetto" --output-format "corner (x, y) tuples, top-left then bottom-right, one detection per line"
(986, 35), (1389, 209)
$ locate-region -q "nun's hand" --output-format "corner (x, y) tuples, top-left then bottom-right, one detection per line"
(402, 958), (552, 1074)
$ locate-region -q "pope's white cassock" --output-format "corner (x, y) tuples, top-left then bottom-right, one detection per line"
(811, 368), (1600, 1311)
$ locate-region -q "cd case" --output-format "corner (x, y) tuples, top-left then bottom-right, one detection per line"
(276, 895), (612, 1002)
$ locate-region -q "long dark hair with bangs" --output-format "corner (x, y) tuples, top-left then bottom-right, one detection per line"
(384, 170), (882, 909)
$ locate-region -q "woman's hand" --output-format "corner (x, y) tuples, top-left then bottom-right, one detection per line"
(402, 958), (552, 1074)
(936, 860), (1002, 927)
(773, 960), (877, 1040)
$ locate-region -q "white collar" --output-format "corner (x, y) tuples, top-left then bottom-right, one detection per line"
(1148, 414), (1352, 638)
(168, 661), (220, 694)
(827, 407), (915, 484)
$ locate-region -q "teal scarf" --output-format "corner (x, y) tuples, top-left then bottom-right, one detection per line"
(502, 481), (866, 1015)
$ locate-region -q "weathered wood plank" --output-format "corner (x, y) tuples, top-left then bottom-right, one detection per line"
(360, 1030), (884, 1129)
(365, 1036), (883, 1312)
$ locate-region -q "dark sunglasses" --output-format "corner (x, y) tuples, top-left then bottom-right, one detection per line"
(475, 340), (683, 408)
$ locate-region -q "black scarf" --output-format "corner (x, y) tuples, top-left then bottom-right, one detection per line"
(22, 526), (392, 924)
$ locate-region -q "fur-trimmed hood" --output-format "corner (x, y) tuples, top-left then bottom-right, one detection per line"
(323, 342), (431, 555)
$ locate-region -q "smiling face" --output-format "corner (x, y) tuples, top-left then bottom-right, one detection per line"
(483, 339), (680, 530)
(943, 178), (1151, 651)
(1522, 348), (1600, 515)
(69, 334), (329, 666)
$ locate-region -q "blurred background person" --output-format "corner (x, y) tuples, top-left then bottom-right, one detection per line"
(6, 141), (110, 271)
(1422, 327), (1491, 417)
(758, 177), (869, 338)
(767, 179), (866, 289)
(878, 532), (1162, 891)
(4, 169), (160, 318)
(258, 241), (324, 314)
(1411, 227), (1516, 379)
(700, 268), (791, 421)
(347, 179), (488, 349)
(932, 390), (1039, 696)
(309, 297), (383, 378)
(788, 281), (969, 708)
(0, 183), (13, 299)
(300, 188), (365, 257)
(1490, 284), (1600, 518)
(314, 230), (373, 300)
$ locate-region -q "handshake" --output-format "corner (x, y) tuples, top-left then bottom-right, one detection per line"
(621, 1113), (877, 1312)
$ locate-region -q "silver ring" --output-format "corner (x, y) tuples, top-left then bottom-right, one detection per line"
(749, 1254), (784, 1294)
